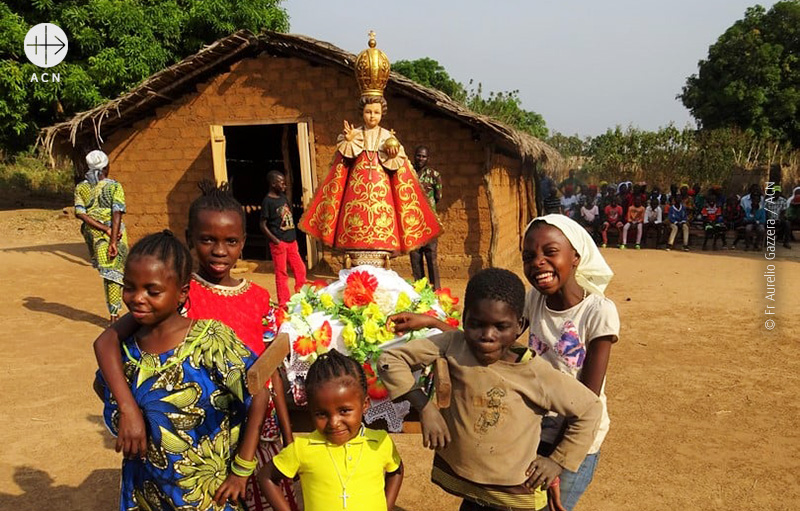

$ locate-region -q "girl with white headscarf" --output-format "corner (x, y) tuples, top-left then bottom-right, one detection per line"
(74, 150), (128, 323)
(521, 214), (619, 511)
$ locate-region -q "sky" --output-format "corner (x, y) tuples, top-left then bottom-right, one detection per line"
(283, 0), (777, 138)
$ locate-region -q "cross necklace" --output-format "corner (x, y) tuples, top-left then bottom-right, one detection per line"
(325, 440), (365, 508)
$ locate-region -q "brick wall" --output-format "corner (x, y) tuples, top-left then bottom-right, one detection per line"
(96, 53), (517, 279)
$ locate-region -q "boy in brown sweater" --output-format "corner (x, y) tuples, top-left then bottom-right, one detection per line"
(379, 268), (601, 510)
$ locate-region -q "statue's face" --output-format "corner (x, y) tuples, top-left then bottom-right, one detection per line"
(362, 102), (382, 129)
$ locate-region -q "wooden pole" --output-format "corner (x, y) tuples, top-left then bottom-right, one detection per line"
(247, 333), (291, 396)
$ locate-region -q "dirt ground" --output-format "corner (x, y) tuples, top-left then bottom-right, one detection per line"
(1, 206), (798, 511)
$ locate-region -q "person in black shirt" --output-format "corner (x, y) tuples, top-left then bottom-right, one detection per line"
(260, 171), (307, 306)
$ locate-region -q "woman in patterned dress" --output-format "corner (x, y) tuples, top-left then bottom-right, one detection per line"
(74, 149), (128, 323)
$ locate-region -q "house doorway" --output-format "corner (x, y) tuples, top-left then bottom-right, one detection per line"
(209, 122), (318, 264)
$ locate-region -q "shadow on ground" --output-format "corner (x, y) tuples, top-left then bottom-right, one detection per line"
(86, 414), (116, 451)
(0, 242), (91, 267)
(22, 297), (108, 328)
(0, 466), (118, 511)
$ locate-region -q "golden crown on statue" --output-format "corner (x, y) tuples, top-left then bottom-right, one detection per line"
(354, 30), (390, 97)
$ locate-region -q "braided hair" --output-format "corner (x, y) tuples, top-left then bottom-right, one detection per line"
(127, 230), (193, 285)
(187, 180), (245, 236)
(305, 350), (368, 402)
(464, 267), (526, 320)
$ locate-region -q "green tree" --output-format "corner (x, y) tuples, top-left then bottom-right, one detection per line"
(680, 1), (800, 147)
(547, 132), (589, 158)
(0, 0), (289, 154)
(393, 58), (547, 138)
(393, 57), (466, 101)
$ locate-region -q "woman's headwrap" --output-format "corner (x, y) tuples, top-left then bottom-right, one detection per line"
(525, 214), (614, 296)
(85, 150), (108, 185)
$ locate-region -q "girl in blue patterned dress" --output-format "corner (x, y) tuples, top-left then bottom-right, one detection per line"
(95, 231), (270, 510)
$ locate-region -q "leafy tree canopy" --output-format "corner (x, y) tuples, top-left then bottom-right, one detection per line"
(0, 0), (289, 154)
(569, 124), (796, 188)
(680, 1), (800, 147)
(393, 57), (548, 139)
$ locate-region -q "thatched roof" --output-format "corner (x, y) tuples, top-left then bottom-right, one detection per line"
(40, 30), (561, 166)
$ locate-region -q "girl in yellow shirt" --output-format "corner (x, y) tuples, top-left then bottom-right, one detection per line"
(259, 351), (404, 511)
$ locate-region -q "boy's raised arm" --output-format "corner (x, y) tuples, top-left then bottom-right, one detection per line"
(93, 313), (146, 458)
(377, 332), (449, 396)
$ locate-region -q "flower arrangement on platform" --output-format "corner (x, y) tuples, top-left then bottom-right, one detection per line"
(281, 266), (461, 367)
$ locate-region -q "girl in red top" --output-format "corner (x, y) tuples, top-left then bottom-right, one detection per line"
(94, 183), (299, 511)
(601, 197), (624, 248)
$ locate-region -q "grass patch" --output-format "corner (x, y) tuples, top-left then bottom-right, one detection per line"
(0, 156), (73, 205)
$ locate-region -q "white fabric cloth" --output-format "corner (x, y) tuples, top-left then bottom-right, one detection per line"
(280, 265), (442, 432)
(560, 195), (579, 215)
(580, 205), (598, 223)
(525, 214), (614, 296)
(645, 205), (662, 224)
(524, 289), (620, 454)
(85, 150), (109, 171)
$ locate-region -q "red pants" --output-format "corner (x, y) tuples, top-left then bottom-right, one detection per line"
(269, 240), (307, 306)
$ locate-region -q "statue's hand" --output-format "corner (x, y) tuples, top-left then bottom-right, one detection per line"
(343, 120), (356, 142)
(383, 136), (400, 158)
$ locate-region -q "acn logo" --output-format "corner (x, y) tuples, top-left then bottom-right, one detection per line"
(24, 23), (68, 68)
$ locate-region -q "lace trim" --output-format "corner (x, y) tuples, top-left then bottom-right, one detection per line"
(191, 273), (250, 296)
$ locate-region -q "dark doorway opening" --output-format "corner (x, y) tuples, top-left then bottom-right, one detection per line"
(224, 124), (307, 261)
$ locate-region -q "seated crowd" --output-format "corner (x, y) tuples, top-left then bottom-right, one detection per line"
(540, 174), (800, 252)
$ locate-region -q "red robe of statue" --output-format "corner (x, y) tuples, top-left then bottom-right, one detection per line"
(300, 125), (441, 252)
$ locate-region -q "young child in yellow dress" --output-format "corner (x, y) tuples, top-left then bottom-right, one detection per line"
(259, 350), (403, 511)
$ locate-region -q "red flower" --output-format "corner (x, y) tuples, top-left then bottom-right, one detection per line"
(343, 271), (378, 308)
(363, 362), (376, 378)
(313, 321), (332, 348)
(309, 279), (330, 290)
(367, 377), (389, 400)
(424, 309), (439, 318)
(293, 335), (315, 356)
(445, 317), (460, 328)
(273, 307), (286, 329)
(435, 288), (460, 314)
(435, 288), (459, 305)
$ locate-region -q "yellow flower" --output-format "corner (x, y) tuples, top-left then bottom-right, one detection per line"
(378, 326), (395, 344)
(178, 320), (250, 378)
(413, 277), (429, 293)
(415, 302), (431, 313)
(395, 292), (411, 311)
(175, 430), (229, 510)
(363, 302), (385, 322)
(342, 322), (357, 349)
(300, 300), (313, 317)
(320, 293), (335, 309)
(362, 319), (382, 344)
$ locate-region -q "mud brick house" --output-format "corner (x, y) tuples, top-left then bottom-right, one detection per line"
(42, 30), (561, 277)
